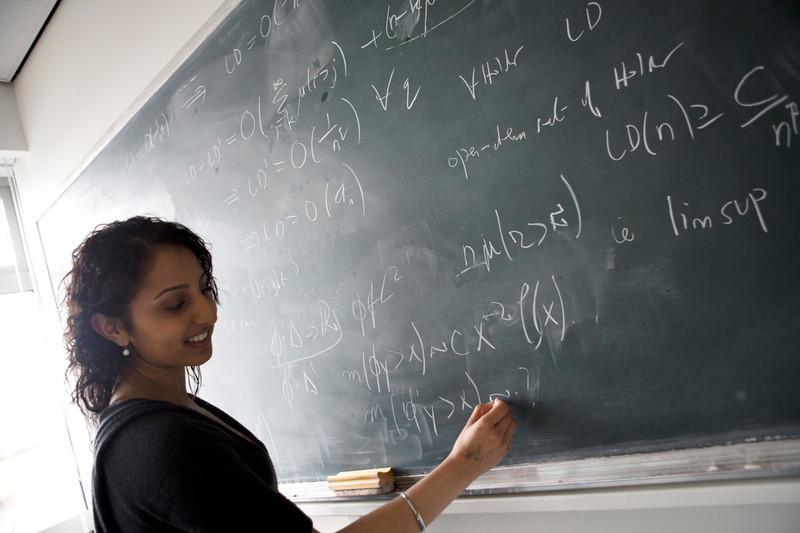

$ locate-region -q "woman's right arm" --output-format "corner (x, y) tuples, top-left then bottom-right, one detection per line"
(318, 399), (517, 533)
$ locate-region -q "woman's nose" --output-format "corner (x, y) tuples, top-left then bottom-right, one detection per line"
(195, 293), (218, 325)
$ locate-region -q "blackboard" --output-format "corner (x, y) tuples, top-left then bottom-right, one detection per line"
(40, 0), (800, 488)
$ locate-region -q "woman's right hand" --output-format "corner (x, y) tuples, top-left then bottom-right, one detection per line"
(445, 399), (517, 479)
(336, 399), (517, 533)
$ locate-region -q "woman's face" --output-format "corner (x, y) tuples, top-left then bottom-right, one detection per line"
(123, 245), (217, 371)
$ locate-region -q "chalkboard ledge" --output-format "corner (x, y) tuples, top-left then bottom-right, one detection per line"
(280, 439), (800, 501)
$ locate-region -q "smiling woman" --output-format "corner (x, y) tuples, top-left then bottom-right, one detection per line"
(63, 216), (218, 418)
(61, 216), (516, 533)
(63, 217), (321, 531)
(89, 245), (218, 405)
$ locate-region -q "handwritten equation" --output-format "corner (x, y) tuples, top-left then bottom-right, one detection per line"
(99, 0), (799, 471)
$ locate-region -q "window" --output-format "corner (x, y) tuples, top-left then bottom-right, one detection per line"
(0, 178), (32, 294)
(0, 175), (87, 532)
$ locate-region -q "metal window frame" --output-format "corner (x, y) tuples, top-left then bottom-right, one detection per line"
(0, 172), (33, 294)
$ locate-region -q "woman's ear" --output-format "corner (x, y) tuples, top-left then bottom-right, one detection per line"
(90, 313), (129, 347)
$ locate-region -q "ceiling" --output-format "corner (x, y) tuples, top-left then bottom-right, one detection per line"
(0, 0), (60, 84)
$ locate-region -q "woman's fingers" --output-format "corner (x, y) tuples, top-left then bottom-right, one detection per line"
(479, 399), (514, 428)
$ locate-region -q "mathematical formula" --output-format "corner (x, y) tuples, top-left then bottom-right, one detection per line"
(104, 0), (796, 464)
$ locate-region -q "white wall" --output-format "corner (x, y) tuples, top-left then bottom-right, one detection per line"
(12, 0), (233, 221)
(0, 83), (27, 157)
(8, 1), (800, 532)
(299, 479), (800, 533)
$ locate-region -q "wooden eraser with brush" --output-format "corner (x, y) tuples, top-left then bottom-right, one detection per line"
(327, 467), (395, 496)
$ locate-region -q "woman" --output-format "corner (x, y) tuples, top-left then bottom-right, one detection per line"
(64, 216), (517, 532)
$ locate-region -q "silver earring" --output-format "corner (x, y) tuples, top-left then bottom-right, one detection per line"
(122, 346), (131, 357)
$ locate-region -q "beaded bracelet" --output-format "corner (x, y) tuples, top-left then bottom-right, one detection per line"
(399, 492), (426, 532)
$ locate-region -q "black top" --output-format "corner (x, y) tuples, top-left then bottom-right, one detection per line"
(92, 398), (312, 532)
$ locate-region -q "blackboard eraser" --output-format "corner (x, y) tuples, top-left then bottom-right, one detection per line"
(327, 467), (395, 495)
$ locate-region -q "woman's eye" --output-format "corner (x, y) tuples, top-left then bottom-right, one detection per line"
(202, 281), (215, 297)
(166, 301), (185, 312)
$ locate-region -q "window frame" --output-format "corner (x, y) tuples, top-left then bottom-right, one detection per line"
(0, 176), (33, 294)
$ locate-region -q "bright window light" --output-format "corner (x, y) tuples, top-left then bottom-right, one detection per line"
(0, 179), (86, 532)
(0, 198), (15, 267)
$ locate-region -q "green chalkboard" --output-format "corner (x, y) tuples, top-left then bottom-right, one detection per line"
(40, 0), (800, 486)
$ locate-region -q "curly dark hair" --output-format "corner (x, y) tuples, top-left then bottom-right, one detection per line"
(62, 216), (219, 421)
